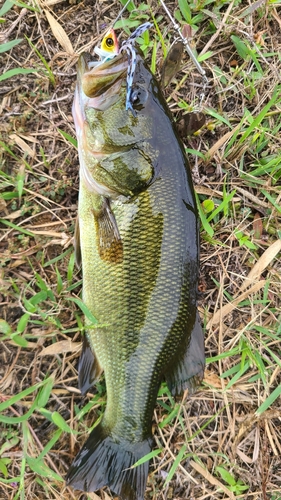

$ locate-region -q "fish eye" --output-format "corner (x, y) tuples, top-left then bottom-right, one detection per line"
(106, 37), (114, 48)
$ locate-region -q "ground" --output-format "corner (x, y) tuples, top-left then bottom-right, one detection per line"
(0, 1), (281, 499)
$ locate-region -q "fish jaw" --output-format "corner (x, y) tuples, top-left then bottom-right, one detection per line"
(80, 52), (127, 99)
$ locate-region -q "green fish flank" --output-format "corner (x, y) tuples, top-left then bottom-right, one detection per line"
(66, 50), (205, 500)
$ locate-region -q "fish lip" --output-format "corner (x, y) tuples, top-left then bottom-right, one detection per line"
(82, 51), (128, 74)
(78, 52), (128, 98)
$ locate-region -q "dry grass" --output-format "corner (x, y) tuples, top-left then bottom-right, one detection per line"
(1, 1), (281, 499)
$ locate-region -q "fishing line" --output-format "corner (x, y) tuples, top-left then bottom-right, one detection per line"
(111, 0), (132, 30)
(159, 0), (208, 107)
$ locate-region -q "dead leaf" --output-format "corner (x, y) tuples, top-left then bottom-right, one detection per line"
(236, 448), (253, 464)
(203, 370), (222, 389)
(254, 31), (266, 46)
(0, 197), (6, 212)
(26, 229), (68, 238)
(253, 212), (263, 239)
(10, 133), (35, 157)
(4, 209), (23, 220)
(240, 239), (281, 291)
(101, 491), (113, 500)
(87, 492), (103, 500)
(45, 10), (74, 54)
(182, 24), (192, 39)
(17, 133), (39, 144)
(39, 340), (81, 356)
(207, 281), (265, 328)
(8, 340), (38, 348)
(9, 259), (26, 268)
(204, 125), (241, 161)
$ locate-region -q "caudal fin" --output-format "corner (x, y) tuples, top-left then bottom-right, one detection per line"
(66, 423), (152, 500)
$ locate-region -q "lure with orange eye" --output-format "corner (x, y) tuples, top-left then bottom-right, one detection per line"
(93, 29), (119, 63)
(100, 29), (119, 55)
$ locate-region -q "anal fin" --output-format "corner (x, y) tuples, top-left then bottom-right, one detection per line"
(78, 335), (102, 395)
(166, 312), (205, 396)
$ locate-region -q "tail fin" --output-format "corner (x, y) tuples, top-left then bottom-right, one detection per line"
(66, 423), (152, 500)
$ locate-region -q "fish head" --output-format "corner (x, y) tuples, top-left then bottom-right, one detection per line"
(73, 49), (158, 141)
(73, 49), (170, 197)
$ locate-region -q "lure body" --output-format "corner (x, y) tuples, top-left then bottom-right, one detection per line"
(120, 22), (152, 111)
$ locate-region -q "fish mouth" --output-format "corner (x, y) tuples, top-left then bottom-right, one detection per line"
(78, 52), (128, 98)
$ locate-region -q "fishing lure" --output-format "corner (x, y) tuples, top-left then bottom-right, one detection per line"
(92, 0), (207, 113)
(91, 22), (151, 113)
(92, 29), (119, 67)
(120, 22), (152, 113)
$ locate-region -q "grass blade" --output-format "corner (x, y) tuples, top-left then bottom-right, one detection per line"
(0, 68), (37, 82)
(164, 444), (187, 486)
(0, 39), (22, 53)
(131, 449), (162, 468)
(255, 385), (281, 415)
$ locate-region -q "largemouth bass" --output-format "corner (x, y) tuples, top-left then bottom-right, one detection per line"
(66, 46), (205, 500)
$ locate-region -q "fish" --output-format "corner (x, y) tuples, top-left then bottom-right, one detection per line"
(66, 41), (205, 500)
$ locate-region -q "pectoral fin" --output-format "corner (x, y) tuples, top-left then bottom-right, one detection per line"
(78, 335), (102, 395)
(166, 312), (205, 396)
(93, 198), (123, 264)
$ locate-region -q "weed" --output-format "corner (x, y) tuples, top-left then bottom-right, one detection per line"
(216, 466), (249, 496)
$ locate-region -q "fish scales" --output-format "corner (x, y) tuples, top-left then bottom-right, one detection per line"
(67, 49), (204, 500)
